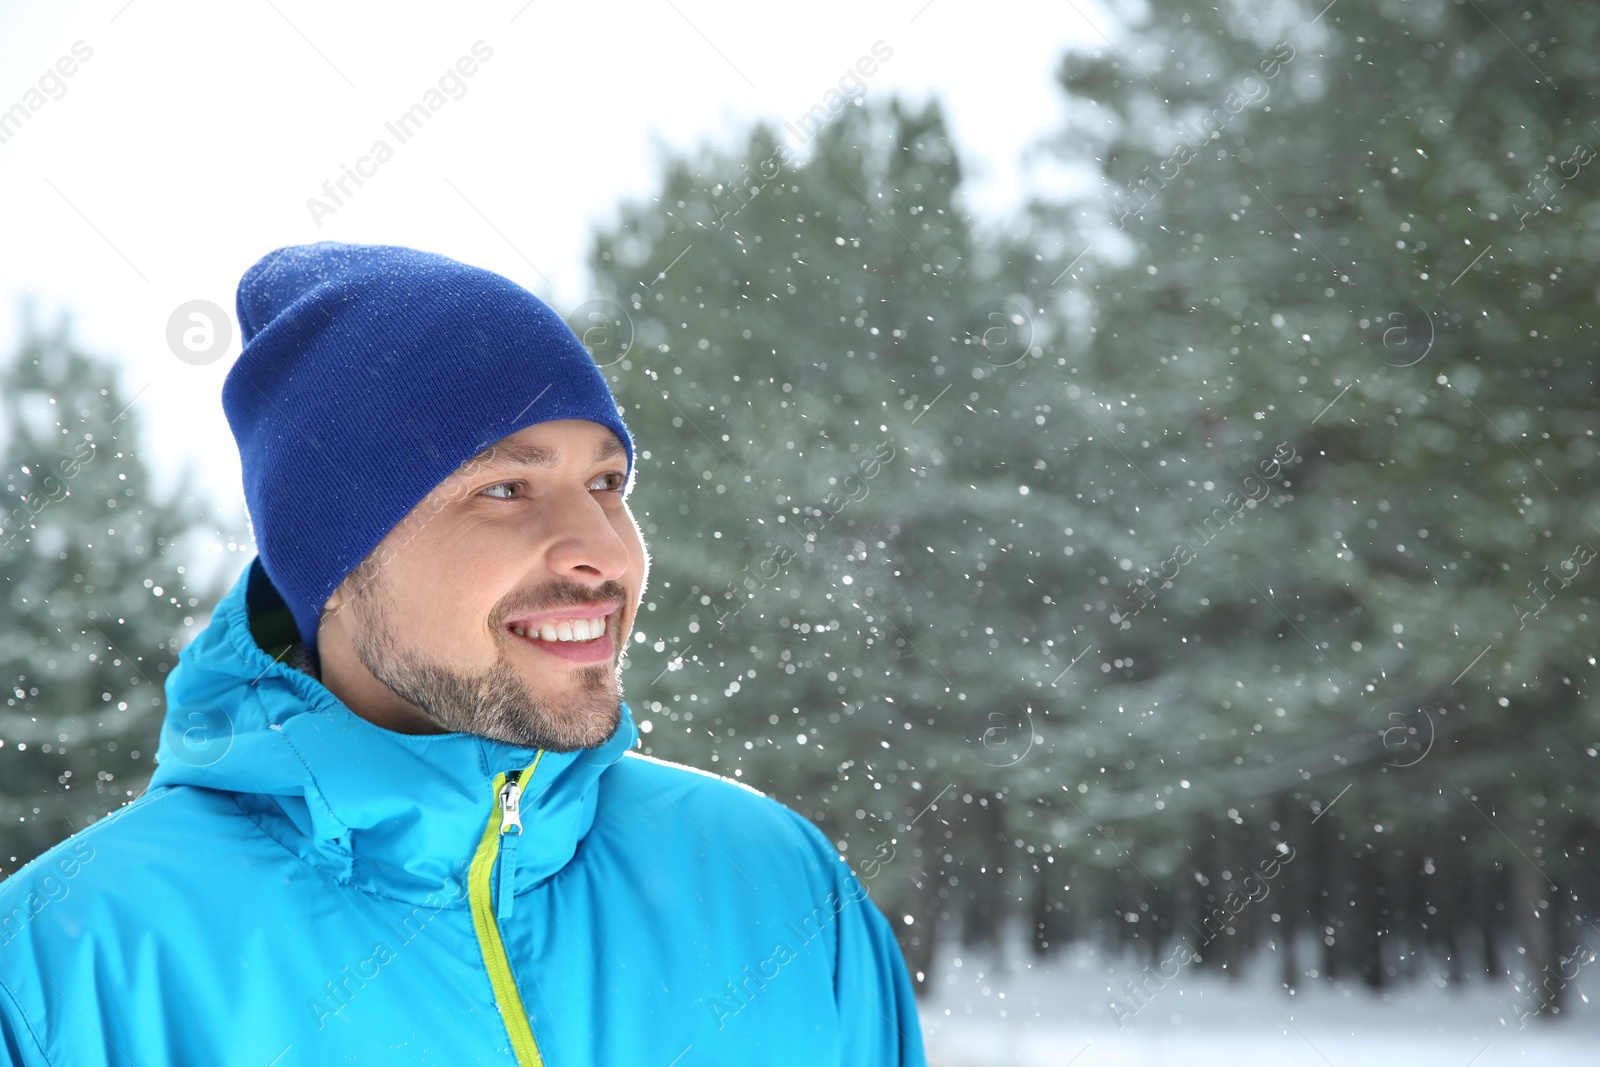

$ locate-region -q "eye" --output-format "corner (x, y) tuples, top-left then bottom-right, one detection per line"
(480, 481), (523, 499)
(479, 473), (627, 500)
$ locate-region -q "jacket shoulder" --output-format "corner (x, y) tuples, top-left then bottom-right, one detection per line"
(0, 786), (244, 1059)
(0, 784), (266, 954)
(596, 752), (848, 882)
(0, 788), (172, 915)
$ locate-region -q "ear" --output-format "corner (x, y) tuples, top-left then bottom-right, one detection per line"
(324, 584), (346, 613)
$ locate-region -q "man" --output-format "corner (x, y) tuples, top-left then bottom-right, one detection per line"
(0, 243), (927, 1065)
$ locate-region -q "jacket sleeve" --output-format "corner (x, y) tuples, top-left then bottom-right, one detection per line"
(831, 865), (929, 1067)
(0, 977), (48, 1067)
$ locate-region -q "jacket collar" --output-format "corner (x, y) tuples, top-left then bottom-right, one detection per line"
(148, 557), (639, 904)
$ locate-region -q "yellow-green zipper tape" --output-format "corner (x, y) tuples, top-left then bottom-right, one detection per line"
(469, 754), (546, 1066)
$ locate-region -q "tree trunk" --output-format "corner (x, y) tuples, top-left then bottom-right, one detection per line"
(1511, 865), (1564, 1019)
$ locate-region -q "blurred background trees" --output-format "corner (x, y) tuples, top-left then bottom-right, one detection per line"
(0, 307), (226, 871)
(3, 0), (1595, 1022)
(594, 0), (1600, 1015)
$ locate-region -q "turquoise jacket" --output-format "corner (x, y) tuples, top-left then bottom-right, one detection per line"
(0, 559), (926, 1065)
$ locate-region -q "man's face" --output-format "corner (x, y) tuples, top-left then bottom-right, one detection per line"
(314, 419), (649, 752)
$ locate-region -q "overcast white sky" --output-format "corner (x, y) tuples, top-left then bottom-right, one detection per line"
(0, 0), (1099, 561)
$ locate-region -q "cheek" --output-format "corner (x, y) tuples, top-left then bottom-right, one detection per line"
(620, 510), (649, 609)
(624, 513), (648, 571)
(599, 508), (643, 643)
(385, 532), (511, 651)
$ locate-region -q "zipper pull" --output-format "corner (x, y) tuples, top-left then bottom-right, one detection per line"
(497, 773), (526, 923)
(493, 755), (542, 925)
(499, 778), (524, 836)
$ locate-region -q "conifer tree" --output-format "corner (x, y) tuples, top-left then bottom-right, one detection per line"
(0, 307), (229, 875)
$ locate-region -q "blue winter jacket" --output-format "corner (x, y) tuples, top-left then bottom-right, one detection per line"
(0, 558), (927, 1065)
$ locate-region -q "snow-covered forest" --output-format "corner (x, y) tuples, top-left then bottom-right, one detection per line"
(3, 0), (1597, 1060)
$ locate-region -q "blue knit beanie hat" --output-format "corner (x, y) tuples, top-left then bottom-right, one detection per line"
(222, 241), (634, 659)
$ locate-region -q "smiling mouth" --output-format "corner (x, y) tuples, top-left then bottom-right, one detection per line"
(506, 615), (612, 643)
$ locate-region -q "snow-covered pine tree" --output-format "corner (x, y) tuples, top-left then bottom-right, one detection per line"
(0, 305), (227, 875)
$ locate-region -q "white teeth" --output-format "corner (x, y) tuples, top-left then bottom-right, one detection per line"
(510, 616), (607, 642)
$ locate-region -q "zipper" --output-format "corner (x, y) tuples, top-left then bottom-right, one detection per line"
(497, 777), (522, 922)
(469, 751), (546, 1066)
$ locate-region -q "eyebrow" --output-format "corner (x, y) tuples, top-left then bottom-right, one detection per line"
(463, 433), (627, 474)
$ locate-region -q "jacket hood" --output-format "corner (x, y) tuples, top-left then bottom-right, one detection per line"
(148, 556), (640, 905)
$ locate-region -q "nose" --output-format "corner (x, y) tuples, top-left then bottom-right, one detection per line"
(543, 486), (632, 583)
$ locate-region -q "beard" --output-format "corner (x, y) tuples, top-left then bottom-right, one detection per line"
(343, 576), (625, 752)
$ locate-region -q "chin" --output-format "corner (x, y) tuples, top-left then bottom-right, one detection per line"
(495, 667), (623, 752)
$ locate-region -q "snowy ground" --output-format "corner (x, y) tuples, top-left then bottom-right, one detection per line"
(919, 926), (1599, 1066)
